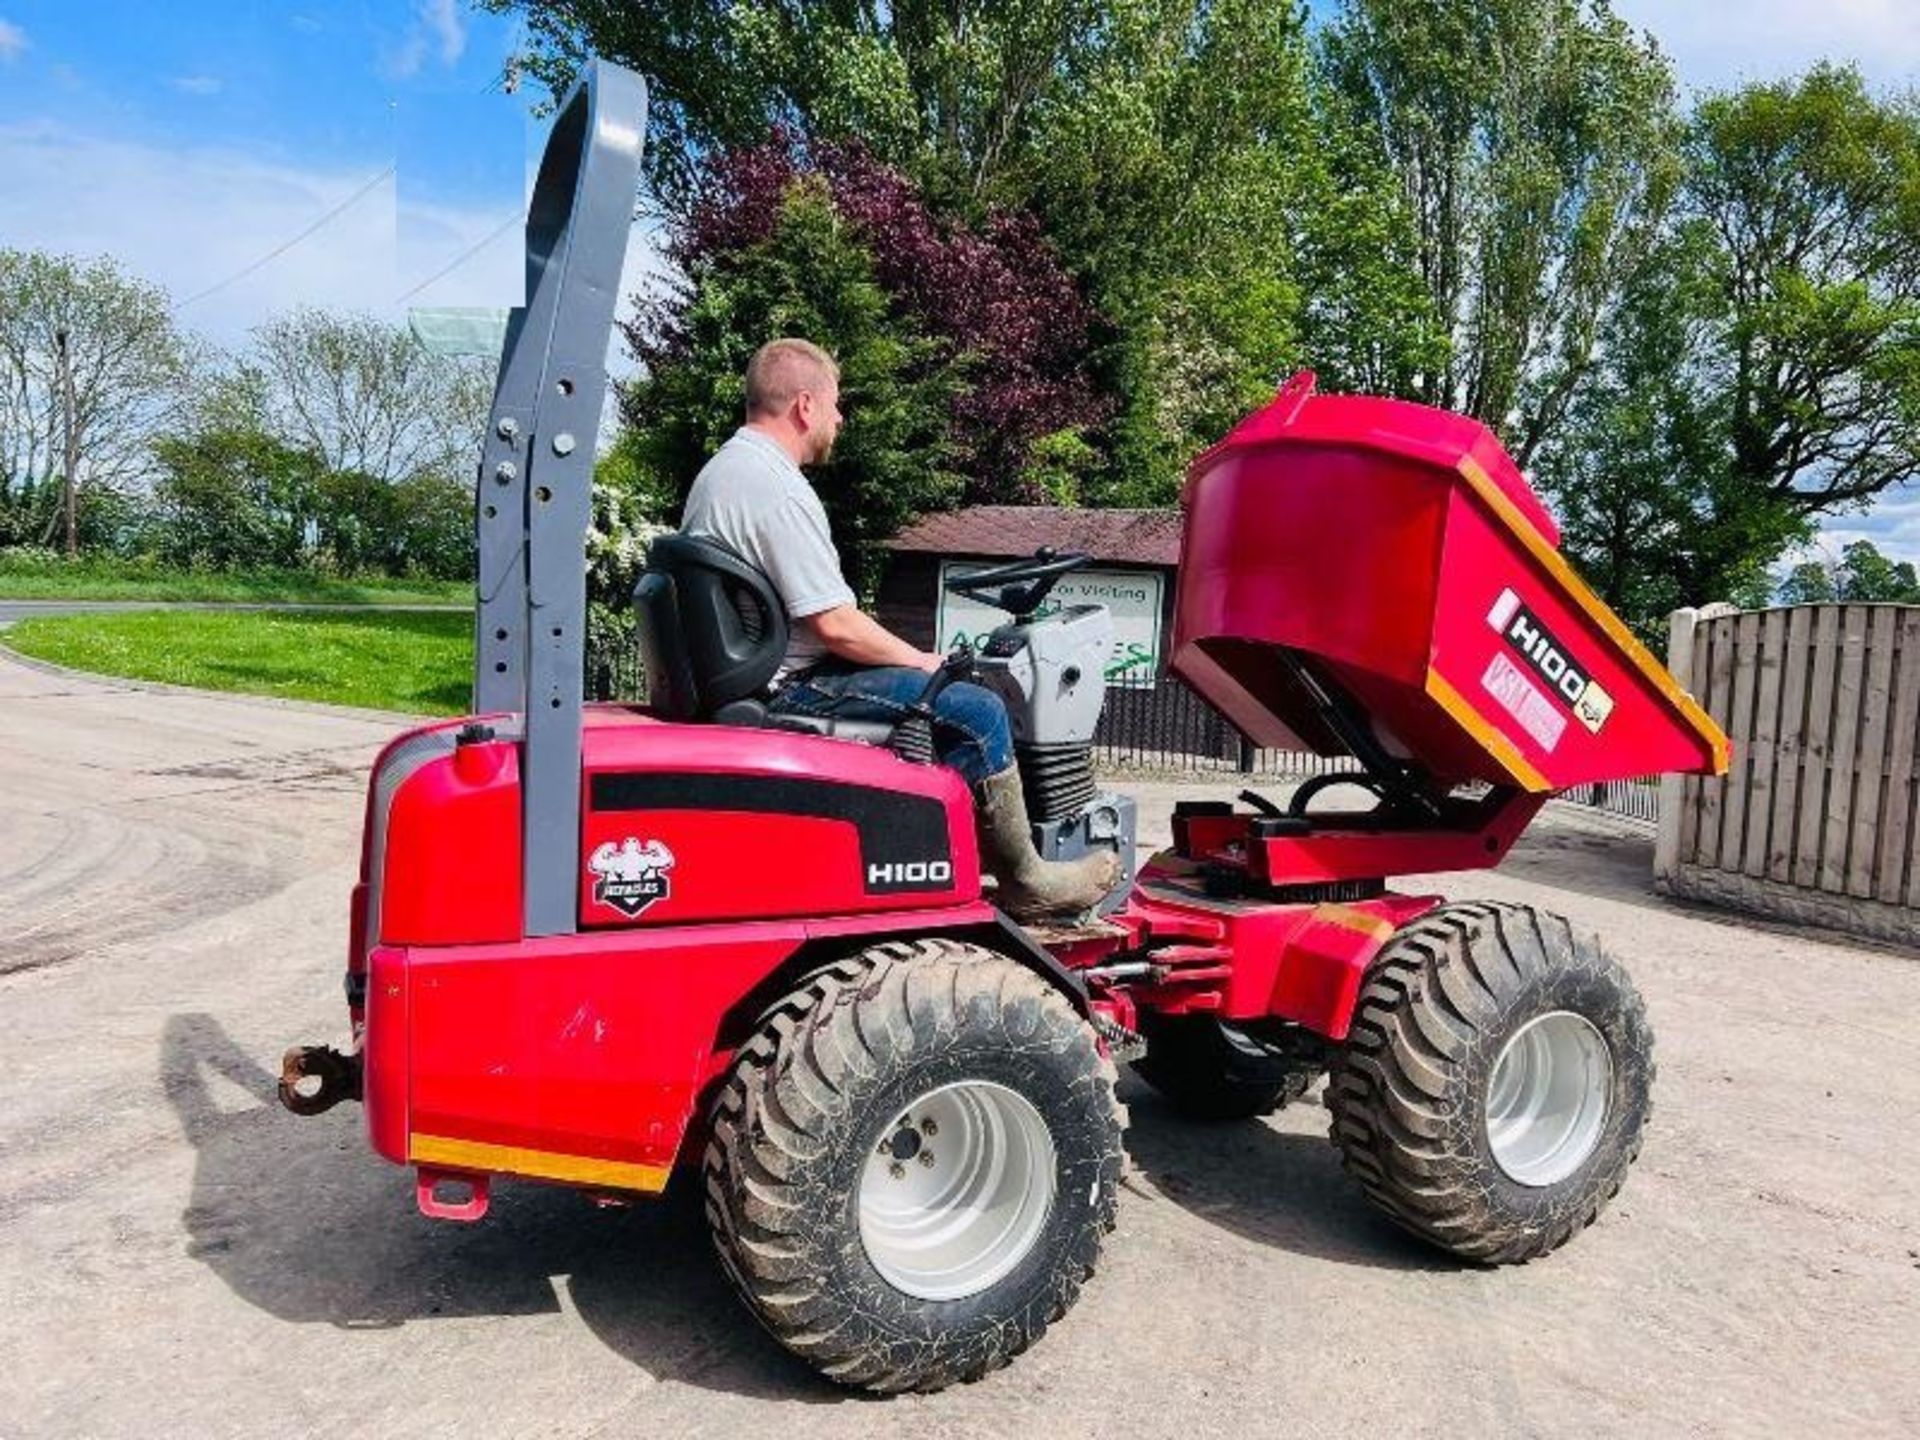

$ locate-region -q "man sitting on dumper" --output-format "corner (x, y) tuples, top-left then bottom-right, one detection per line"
(679, 337), (1116, 921)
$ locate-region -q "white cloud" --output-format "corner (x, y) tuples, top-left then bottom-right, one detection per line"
(422, 0), (466, 66)
(1614, 0), (1920, 92)
(0, 120), (662, 362)
(383, 0), (468, 80)
(2, 122), (405, 346)
(1807, 486), (1920, 567)
(0, 18), (29, 63)
(168, 75), (223, 97)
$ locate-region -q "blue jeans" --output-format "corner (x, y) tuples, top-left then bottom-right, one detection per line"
(770, 661), (1014, 786)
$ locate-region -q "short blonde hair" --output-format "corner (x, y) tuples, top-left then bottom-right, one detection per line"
(744, 338), (839, 417)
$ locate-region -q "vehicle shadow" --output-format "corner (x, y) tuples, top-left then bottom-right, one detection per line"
(160, 1012), (846, 1404)
(1116, 1077), (1455, 1272)
(1495, 825), (1660, 904)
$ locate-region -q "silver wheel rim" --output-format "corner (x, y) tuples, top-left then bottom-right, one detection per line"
(857, 1080), (1057, 1301)
(1485, 1011), (1612, 1187)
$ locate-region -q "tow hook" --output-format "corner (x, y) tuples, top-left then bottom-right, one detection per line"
(279, 1045), (362, 1116)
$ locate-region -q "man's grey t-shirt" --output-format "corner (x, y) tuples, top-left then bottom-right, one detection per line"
(680, 426), (855, 677)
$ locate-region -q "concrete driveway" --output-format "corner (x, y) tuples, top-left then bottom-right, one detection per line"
(1, 651), (1915, 1438)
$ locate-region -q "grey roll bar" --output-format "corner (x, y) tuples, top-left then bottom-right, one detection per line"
(473, 59), (648, 937)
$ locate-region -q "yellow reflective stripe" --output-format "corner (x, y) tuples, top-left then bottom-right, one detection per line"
(1455, 454), (1731, 775)
(1313, 904), (1397, 941)
(410, 1133), (670, 1192)
(1425, 670), (1554, 793)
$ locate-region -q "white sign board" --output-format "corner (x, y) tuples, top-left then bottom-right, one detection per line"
(936, 561), (1165, 688)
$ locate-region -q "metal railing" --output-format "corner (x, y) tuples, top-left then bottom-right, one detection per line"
(1558, 777), (1660, 827)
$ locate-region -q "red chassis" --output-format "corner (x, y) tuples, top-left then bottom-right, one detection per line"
(336, 370), (1732, 1217)
(327, 378), (1731, 1234)
(351, 706), (1548, 1215)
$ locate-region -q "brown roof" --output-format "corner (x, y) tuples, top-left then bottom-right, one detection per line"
(886, 506), (1182, 567)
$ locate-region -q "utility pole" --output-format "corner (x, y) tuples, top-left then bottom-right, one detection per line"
(55, 327), (79, 558)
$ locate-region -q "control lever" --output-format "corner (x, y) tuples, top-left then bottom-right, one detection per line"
(890, 643), (976, 763)
(1238, 788), (1285, 818)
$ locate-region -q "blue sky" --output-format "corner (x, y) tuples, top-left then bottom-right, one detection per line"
(0, 2), (549, 340)
(1, 0), (1917, 566)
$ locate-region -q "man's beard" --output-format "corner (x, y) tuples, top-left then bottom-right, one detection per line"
(810, 431), (836, 465)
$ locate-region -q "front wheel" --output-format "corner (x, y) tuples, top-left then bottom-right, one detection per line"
(703, 940), (1124, 1392)
(1326, 903), (1654, 1263)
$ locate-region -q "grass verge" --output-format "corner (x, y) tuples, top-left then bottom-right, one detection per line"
(5, 609), (473, 714)
(0, 557), (468, 605)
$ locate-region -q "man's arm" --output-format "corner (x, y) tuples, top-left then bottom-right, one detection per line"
(803, 605), (941, 672)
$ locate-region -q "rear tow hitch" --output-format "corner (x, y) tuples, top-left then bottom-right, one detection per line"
(279, 1045), (362, 1116)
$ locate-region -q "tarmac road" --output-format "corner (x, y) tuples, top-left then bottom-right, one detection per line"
(1, 650), (1916, 1439)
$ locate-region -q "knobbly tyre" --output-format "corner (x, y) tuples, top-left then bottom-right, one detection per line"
(282, 59), (1729, 1393)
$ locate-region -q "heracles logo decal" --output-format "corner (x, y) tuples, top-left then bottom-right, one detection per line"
(588, 837), (675, 917)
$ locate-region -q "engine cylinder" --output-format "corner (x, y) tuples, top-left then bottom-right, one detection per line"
(1017, 741), (1098, 823)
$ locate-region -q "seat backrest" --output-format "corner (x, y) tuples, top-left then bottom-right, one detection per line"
(633, 532), (789, 720)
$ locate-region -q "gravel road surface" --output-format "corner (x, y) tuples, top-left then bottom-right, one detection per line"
(1, 651), (1914, 1438)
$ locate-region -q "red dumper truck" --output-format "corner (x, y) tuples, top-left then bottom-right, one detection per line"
(282, 59), (1729, 1393)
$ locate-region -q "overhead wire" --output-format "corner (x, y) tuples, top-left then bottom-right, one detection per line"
(395, 211), (522, 305)
(173, 165), (397, 311)
(177, 37), (531, 317)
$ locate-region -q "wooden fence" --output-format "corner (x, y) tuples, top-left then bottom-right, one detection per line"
(1655, 602), (1920, 945)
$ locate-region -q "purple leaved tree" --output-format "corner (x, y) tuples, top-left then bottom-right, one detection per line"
(645, 136), (1108, 503)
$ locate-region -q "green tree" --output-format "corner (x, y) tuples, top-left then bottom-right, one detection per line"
(0, 249), (192, 553)
(1781, 539), (1920, 604)
(934, 0), (1441, 501)
(1538, 66), (1920, 633)
(149, 427), (326, 571)
(296, 468), (470, 579)
(1321, 0), (1681, 463)
(1685, 67), (1920, 514)
(1777, 560), (1836, 605)
(223, 309), (490, 485)
(1836, 540), (1920, 602)
(621, 178), (961, 590)
(496, 0), (1441, 505)
(1537, 234), (1805, 632)
(387, 471), (475, 579)
(1017, 0), (1337, 500)
(486, 0), (1116, 214)
(147, 310), (485, 580)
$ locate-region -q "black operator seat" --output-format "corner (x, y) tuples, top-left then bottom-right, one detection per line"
(632, 533), (898, 744)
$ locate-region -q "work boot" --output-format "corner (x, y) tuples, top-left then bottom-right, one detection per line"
(974, 765), (1120, 922)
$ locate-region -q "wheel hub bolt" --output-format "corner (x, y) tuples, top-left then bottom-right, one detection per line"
(917, 1150), (936, 1168)
(888, 1162), (906, 1180)
(920, 1118), (938, 1137)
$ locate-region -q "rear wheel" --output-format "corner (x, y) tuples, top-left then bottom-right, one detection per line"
(1132, 1015), (1314, 1120)
(703, 939), (1124, 1392)
(1326, 902), (1653, 1263)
